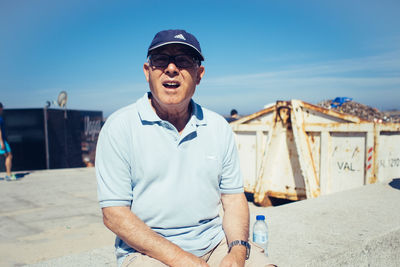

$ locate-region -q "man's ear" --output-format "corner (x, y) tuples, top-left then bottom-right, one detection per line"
(196, 65), (205, 85)
(143, 63), (150, 82)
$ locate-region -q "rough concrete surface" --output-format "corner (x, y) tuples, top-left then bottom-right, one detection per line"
(1, 168), (399, 266)
(0, 168), (115, 266)
(249, 180), (400, 266)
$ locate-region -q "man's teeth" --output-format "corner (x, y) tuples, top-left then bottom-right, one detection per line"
(164, 82), (179, 87)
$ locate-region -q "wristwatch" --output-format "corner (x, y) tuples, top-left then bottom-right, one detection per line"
(228, 240), (251, 260)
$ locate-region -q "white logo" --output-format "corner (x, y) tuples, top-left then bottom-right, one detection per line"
(174, 34), (186, 40)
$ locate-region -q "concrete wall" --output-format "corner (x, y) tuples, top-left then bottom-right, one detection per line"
(1, 169), (399, 266)
(249, 178), (400, 266)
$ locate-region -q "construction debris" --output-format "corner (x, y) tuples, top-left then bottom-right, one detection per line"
(317, 99), (400, 123)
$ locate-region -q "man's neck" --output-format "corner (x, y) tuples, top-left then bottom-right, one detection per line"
(149, 96), (192, 134)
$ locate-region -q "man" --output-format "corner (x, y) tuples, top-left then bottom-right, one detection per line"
(0, 102), (16, 181)
(96, 30), (272, 267)
(226, 109), (239, 123)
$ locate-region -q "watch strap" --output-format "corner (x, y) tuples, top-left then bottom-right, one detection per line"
(228, 240), (251, 260)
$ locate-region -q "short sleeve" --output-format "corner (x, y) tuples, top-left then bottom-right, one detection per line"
(219, 121), (244, 194)
(95, 115), (134, 208)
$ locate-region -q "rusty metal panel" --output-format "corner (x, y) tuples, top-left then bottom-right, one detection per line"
(291, 100), (320, 198)
(319, 131), (330, 195)
(302, 107), (351, 124)
(300, 101), (364, 123)
(328, 132), (366, 194)
(250, 112), (275, 124)
(304, 122), (373, 132)
(307, 132), (321, 182)
(234, 131), (268, 192)
(231, 107), (275, 125)
(376, 130), (400, 182)
(256, 123), (306, 200)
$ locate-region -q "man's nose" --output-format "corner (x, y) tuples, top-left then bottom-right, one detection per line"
(165, 61), (179, 75)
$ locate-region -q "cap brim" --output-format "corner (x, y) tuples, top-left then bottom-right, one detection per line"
(147, 41), (204, 61)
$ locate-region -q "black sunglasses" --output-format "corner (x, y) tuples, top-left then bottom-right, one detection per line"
(149, 54), (200, 68)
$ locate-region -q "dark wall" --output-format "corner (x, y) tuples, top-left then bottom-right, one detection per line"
(2, 109), (46, 171)
(1, 108), (102, 172)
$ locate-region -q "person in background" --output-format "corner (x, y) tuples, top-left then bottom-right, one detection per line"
(226, 109), (240, 123)
(96, 29), (275, 266)
(0, 102), (16, 181)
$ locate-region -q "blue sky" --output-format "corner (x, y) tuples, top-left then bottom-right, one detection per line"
(1, 0), (399, 117)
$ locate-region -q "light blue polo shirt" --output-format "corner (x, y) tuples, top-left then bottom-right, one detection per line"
(96, 92), (243, 266)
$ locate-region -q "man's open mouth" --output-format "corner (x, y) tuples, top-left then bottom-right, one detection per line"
(163, 82), (180, 89)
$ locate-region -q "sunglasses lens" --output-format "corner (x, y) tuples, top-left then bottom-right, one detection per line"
(151, 55), (169, 67)
(150, 54), (196, 68)
(174, 55), (194, 68)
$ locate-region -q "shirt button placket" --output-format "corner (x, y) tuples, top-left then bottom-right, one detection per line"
(163, 122), (179, 143)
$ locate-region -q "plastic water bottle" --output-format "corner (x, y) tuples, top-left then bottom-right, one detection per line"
(252, 215), (268, 256)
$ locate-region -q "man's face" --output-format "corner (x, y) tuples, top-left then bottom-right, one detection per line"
(143, 44), (205, 111)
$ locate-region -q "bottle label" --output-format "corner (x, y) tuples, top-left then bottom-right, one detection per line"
(253, 232), (267, 244)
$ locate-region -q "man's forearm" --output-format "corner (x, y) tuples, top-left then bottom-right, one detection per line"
(220, 193), (249, 266)
(221, 193), (250, 243)
(102, 206), (202, 266)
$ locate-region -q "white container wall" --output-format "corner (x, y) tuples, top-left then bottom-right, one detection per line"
(231, 101), (400, 206)
(376, 126), (400, 182)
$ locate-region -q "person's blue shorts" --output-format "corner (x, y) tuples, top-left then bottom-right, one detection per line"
(0, 141), (11, 154)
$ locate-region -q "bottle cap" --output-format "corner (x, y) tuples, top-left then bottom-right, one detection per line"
(256, 215), (265, 220)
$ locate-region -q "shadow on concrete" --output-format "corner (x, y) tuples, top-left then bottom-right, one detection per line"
(245, 192), (296, 207)
(0, 172), (30, 181)
(16, 172), (30, 180)
(389, 178), (400, 190)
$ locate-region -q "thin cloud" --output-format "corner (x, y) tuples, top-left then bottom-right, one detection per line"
(204, 50), (400, 88)
(198, 50), (400, 114)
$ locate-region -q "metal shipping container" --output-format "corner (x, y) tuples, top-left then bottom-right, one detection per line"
(231, 100), (400, 206)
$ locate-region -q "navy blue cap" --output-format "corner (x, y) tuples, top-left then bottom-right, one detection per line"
(147, 29), (204, 61)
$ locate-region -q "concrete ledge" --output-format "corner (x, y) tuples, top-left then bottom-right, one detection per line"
(1, 169), (399, 266)
(27, 180), (400, 267)
(249, 180), (400, 266)
(306, 228), (400, 266)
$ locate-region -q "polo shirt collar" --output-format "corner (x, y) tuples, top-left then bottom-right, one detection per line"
(190, 99), (207, 126)
(137, 92), (207, 126)
(137, 92), (160, 122)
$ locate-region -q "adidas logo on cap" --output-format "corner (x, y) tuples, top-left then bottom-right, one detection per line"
(174, 34), (186, 40)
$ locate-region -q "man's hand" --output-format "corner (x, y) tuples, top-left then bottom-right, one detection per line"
(219, 246), (246, 267)
(0, 141), (4, 150)
(170, 250), (209, 267)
